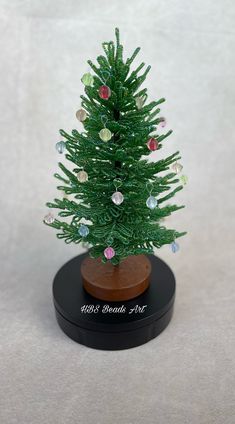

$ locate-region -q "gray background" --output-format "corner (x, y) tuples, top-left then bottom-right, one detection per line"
(0, 1), (235, 423)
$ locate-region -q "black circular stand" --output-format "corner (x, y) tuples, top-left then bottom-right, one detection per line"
(53, 253), (176, 350)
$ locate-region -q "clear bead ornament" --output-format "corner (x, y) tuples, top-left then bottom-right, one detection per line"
(171, 241), (179, 253)
(55, 141), (66, 154)
(146, 195), (158, 210)
(44, 212), (55, 224)
(171, 162), (183, 174)
(111, 191), (124, 205)
(78, 224), (89, 237)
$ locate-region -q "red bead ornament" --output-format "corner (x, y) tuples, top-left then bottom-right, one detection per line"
(146, 138), (158, 151)
(99, 85), (111, 100)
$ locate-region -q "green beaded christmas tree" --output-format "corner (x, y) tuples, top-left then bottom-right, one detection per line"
(44, 28), (186, 265)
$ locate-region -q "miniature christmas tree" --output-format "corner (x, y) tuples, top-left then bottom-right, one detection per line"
(44, 28), (186, 265)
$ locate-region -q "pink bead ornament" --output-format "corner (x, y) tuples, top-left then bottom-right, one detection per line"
(159, 117), (166, 128)
(146, 137), (158, 151)
(99, 85), (111, 100)
(104, 246), (115, 260)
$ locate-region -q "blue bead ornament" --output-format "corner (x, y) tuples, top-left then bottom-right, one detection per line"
(146, 195), (158, 210)
(171, 241), (179, 253)
(78, 224), (89, 237)
(55, 141), (66, 154)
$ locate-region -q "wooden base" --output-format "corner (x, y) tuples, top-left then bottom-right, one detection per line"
(53, 253), (176, 350)
(81, 254), (151, 301)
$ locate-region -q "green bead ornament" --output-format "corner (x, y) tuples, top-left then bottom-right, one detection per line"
(81, 73), (94, 87)
(99, 128), (112, 142)
(180, 175), (188, 185)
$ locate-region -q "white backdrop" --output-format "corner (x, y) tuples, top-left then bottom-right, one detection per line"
(0, 1), (235, 423)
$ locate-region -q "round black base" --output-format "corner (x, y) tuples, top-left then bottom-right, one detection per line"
(53, 253), (176, 350)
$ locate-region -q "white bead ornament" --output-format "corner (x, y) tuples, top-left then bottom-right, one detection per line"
(180, 175), (188, 185)
(111, 191), (124, 205)
(76, 109), (87, 122)
(77, 170), (88, 183)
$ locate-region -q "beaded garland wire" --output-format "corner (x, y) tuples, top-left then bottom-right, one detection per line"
(45, 28), (186, 265)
